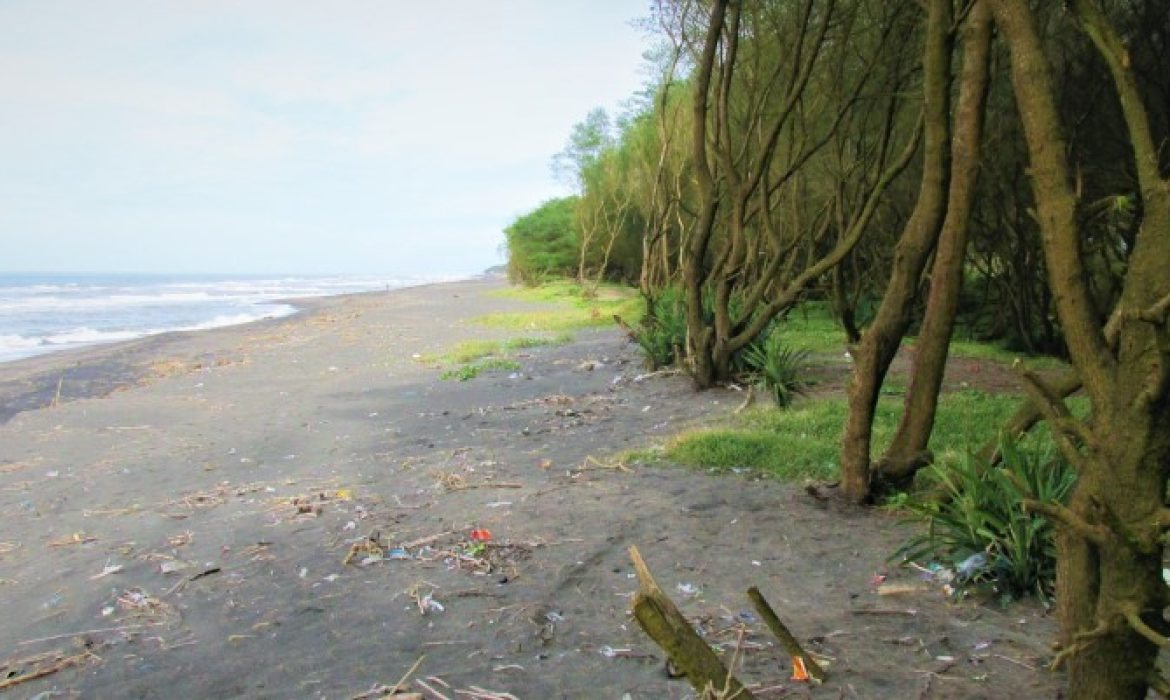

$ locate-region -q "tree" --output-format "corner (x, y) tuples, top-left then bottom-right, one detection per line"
(503, 197), (579, 284)
(840, 0), (954, 501)
(877, 0), (995, 486)
(681, 0), (920, 387)
(987, 0), (1170, 696)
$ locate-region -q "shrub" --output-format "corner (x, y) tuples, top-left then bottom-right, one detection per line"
(504, 197), (580, 285)
(893, 435), (1075, 601)
(738, 331), (811, 407)
(630, 287), (687, 370)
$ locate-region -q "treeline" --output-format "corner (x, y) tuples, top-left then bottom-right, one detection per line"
(509, 0), (1165, 359)
(504, 1), (1170, 696)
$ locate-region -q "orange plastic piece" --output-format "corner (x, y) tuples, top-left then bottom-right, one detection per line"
(791, 656), (811, 682)
(470, 529), (492, 542)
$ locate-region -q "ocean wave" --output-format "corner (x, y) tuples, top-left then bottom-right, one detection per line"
(0, 274), (469, 364)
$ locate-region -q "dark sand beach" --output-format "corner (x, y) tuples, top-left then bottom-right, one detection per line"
(0, 278), (1061, 698)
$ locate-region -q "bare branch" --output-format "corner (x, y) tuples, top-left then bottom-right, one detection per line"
(1148, 672), (1170, 699)
(1123, 606), (1170, 651)
(1016, 366), (1095, 471)
(1049, 620), (1112, 670)
(1022, 500), (1110, 546)
(1137, 293), (1170, 325)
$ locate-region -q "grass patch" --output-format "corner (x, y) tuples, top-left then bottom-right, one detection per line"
(439, 358), (522, 381)
(776, 303), (852, 355)
(663, 390), (1029, 481)
(478, 281), (643, 332)
(942, 336), (1069, 370)
(427, 334), (573, 365)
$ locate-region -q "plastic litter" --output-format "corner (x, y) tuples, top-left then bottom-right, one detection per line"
(676, 582), (700, 597)
(470, 528), (492, 542)
(791, 656), (811, 681)
(387, 548), (411, 560)
(956, 552), (989, 579)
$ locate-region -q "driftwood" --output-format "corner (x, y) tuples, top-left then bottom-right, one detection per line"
(628, 546), (754, 699)
(747, 586), (826, 683)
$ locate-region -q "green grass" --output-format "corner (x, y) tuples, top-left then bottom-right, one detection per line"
(425, 334), (573, 365)
(477, 281), (643, 332)
(775, 303), (852, 355)
(662, 390), (1030, 481)
(439, 358), (522, 381)
(773, 301), (1069, 371)
(942, 336), (1069, 371)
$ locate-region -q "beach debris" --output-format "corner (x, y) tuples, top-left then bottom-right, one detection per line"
(746, 586), (827, 684)
(167, 531), (193, 547)
(956, 552), (989, 580)
(351, 653), (427, 699)
(628, 546), (754, 698)
(568, 455), (631, 477)
(110, 587), (178, 624)
(344, 533), (385, 566)
(676, 582), (700, 598)
(876, 583), (926, 596)
(432, 471), (523, 492)
(469, 529), (492, 543)
(47, 531), (97, 548)
(0, 541), (20, 558)
(162, 566), (221, 596)
(388, 548), (412, 560)
(406, 583), (444, 616)
(0, 648), (98, 691)
(89, 562), (124, 580)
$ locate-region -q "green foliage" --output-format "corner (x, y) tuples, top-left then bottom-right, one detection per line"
(630, 287), (687, 370)
(478, 281), (642, 332)
(664, 391), (1022, 481)
(439, 358), (522, 382)
(425, 334), (572, 365)
(738, 332), (811, 407)
(894, 436), (1075, 601)
(504, 197), (580, 285)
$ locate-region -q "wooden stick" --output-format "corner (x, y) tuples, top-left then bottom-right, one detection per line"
(0, 650), (93, 690)
(628, 545), (754, 699)
(51, 376), (64, 409)
(392, 654), (427, 693)
(746, 586), (826, 682)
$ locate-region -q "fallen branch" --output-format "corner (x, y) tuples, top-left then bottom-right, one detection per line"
(628, 546), (754, 699)
(746, 586), (826, 682)
(0, 649), (95, 691)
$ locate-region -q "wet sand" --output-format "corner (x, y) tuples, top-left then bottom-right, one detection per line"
(0, 277), (1061, 698)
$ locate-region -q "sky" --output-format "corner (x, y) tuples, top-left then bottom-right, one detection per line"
(0, 1), (651, 276)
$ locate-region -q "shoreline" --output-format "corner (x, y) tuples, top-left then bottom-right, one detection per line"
(0, 274), (489, 424)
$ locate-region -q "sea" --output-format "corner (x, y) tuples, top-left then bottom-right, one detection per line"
(0, 272), (465, 364)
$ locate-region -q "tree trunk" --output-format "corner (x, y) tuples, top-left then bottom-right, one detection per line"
(877, 0), (993, 486)
(989, 0), (1170, 696)
(840, 0), (954, 503)
(680, 0), (728, 390)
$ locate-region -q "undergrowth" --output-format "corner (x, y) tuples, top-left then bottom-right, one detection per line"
(894, 435), (1075, 602)
(439, 358), (522, 381)
(659, 391), (1027, 481)
(479, 281), (642, 332)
